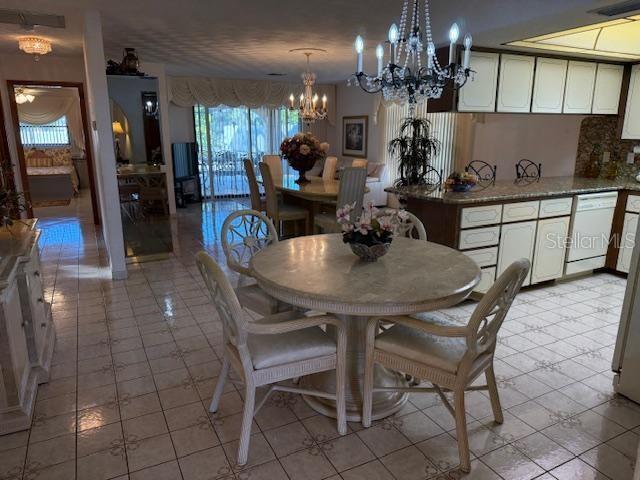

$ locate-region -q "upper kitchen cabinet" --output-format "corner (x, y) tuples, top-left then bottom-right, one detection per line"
(531, 58), (567, 113)
(563, 61), (597, 114)
(622, 64), (640, 140)
(458, 51), (499, 112)
(592, 64), (624, 114)
(497, 54), (535, 112)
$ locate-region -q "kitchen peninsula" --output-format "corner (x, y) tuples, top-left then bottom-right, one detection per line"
(387, 176), (640, 293)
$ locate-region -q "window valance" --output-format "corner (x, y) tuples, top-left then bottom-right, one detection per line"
(169, 76), (336, 125)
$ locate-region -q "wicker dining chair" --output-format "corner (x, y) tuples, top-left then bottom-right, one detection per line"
(352, 158), (368, 169)
(243, 159), (266, 212)
(221, 209), (291, 316)
(263, 154), (283, 183)
(259, 162), (310, 237)
(314, 166), (367, 233)
(384, 209), (427, 240)
(361, 259), (530, 473)
(196, 252), (347, 466)
(323, 156), (339, 182)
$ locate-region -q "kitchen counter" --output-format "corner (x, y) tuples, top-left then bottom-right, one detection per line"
(386, 176), (640, 204)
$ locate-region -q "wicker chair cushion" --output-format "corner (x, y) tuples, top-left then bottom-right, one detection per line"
(375, 324), (467, 373)
(236, 284), (279, 316)
(248, 326), (336, 369)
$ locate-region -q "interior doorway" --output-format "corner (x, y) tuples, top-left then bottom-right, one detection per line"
(6, 80), (100, 224)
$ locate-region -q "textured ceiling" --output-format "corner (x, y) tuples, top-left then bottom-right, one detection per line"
(0, 0), (636, 82)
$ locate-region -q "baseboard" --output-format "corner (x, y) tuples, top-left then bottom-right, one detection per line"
(111, 269), (128, 280)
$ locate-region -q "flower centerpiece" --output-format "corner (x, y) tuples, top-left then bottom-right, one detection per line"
(337, 202), (407, 261)
(445, 171), (478, 192)
(280, 132), (329, 184)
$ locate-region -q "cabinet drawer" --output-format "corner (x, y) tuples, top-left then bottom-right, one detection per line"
(539, 197), (573, 218)
(460, 204), (503, 228)
(463, 247), (498, 268)
(475, 267), (496, 294)
(459, 226), (500, 250)
(502, 201), (540, 223)
(565, 256), (606, 275)
(627, 194), (640, 213)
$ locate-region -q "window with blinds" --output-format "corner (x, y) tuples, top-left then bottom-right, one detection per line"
(19, 116), (70, 146)
(381, 102), (458, 186)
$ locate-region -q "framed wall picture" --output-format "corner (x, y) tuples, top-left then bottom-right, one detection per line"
(342, 115), (368, 158)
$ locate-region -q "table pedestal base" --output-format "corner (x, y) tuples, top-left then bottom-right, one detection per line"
(300, 314), (409, 422)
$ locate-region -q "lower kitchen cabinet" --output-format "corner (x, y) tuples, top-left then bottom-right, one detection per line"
(497, 220), (537, 286)
(532, 216), (571, 283)
(617, 212), (638, 273)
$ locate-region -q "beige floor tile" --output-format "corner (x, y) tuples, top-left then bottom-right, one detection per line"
(0, 431), (28, 453)
(164, 401), (208, 432)
(126, 433), (176, 472)
(481, 444), (545, 480)
(170, 423), (220, 457)
(222, 432), (276, 471)
(120, 392), (162, 420)
(29, 411), (76, 444)
(512, 432), (574, 470)
(580, 443), (635, 480)
(417, 432), (467, 472)
(178, 446), (232, 480)
(302, 414), (350, 443)
(240, 459), (289, 480)
(549, 458), (609, 480)
(129, 460), (182, 480)
(26, 458), (76, 480)
(322, 433), (376, 472)
(280, 447), (338, 480)
(25, 433), (75, 470)
(0, 446), (27, 479)
(77, 422), (124, 458)
(77, 404), (121, 431)
(263, 421), (314, 457)
(380, 445), (438, 480)
(77, 448), (128, 480)
(357, 423), (411, 457)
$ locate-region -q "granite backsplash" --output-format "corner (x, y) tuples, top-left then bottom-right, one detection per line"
(575, 116), (640, 179)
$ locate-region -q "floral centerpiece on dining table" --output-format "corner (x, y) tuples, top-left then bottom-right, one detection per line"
(280, 132), (329, 184)
(337, 202), (408, 261)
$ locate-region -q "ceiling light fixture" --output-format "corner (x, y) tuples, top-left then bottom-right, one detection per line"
(288, 51), (327, 125)
(18, 36), (51, 60)
(14, 88), (35, 104)
(350, 0), (473, 116)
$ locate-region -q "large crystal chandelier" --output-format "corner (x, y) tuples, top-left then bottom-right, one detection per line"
(18, 37), (52, 61)
(289, 51), (327, 125)
(350, 0), (473, 115)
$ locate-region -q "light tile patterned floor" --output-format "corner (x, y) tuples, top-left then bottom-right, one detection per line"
(0, 200), (638, 480)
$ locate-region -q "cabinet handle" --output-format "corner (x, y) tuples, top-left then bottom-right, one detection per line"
(21, 321), (30, 328)
(37, 298), (44, 303)
(33, 271), (40, 277)
(40, 323), (46, 328)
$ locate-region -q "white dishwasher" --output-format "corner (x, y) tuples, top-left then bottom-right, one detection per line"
(565, 192), (618, 275)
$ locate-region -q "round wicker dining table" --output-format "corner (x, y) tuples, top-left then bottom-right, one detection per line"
(250, 233), (480, 421)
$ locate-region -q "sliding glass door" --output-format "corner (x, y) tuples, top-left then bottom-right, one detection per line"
(194, 105), (299, 198)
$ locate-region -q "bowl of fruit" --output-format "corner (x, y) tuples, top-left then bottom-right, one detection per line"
(445, 171), (478, 192)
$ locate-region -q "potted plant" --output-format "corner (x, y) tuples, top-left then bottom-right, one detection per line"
(337, 202), (407, 261)
(0, 187), (29, 234)
(388, 117), (439, 187)
(280, 132), (329, 184)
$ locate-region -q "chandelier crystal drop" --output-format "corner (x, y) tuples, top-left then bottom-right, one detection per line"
(18, 37), (52, 60)
(289, 52), (328, 125)
(349, 0), (473, 116)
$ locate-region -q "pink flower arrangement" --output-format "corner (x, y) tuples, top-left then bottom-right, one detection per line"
(337, 202), (408, 247)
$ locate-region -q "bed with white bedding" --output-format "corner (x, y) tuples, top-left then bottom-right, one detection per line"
(24, 148), (81, 203)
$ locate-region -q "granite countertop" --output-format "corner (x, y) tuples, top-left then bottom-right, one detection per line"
(0, 219), (39, 291)
(386, 176), (640, 205)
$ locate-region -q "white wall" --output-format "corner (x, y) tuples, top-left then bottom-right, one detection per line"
(83, 11), (127, 279)
(169, 103), (195, 144)
(0, 54), (87, 192)
(470, 113), (584, 180)
(330, 82), (383, 166)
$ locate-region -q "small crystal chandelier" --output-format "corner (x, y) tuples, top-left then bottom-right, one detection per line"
(349, 0), (473, 116)
(289, 51), (327, 125)
(18, 37), (52, 61)
(15, 88), (35, 105)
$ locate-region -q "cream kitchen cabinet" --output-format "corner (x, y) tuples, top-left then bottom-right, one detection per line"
(0, 220), (54, 434)
(617, 212), (638, 274)
(497, 54), (535, 113)
(497, 220), (537, 286)
(458, 51), (499, 112)
(531, 58), (567, 113)
(531, 216), (571, 283)
(622, 65), (640, 140)
(563, 61), (597, 114)
(592, 64), (624, 115)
